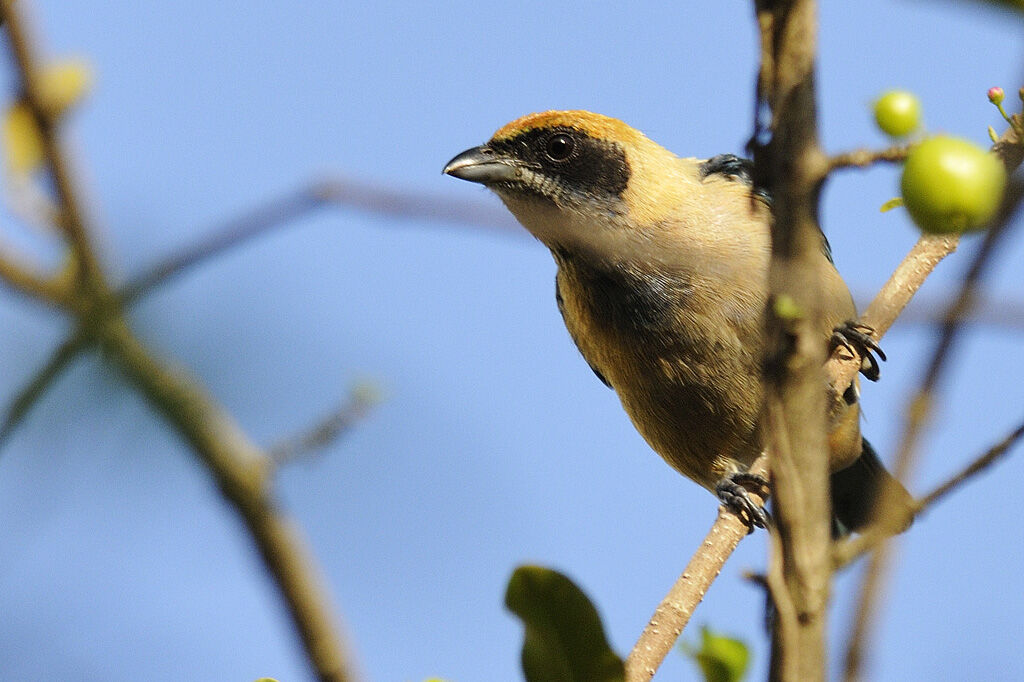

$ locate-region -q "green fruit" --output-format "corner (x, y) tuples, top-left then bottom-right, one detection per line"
(873, 90), (922, 138)
(900, 136), (1006, 234)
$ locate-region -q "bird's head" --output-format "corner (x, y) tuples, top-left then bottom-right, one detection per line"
(444, 110), (763, 264)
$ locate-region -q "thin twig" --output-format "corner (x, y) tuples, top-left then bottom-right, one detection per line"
(828, 145), (909, 171)
(268, 383), (381, 466)
(0, 4), (358, 680)
(119, 187), (326, 303)
(0, 0), (105, 291)
(881, 291), (1024, 331)
(915, 417), (1024, 511)
(119, 177), (516, 304)
(0, 240), (70, 304)
(624, 456), (769, 682)
(833, 414), (1024, 569)
(0, 329), (88, 447)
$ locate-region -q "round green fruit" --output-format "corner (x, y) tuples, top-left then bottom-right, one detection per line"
(873, 90), (922, 138)
(900, 136), (1006, 234)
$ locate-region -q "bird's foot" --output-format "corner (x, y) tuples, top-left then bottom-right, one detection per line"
(716, 472), (771, 533)
(831, 321), (886, 382)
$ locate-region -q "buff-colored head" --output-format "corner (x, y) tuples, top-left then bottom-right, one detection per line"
(444, 110), (766, 261)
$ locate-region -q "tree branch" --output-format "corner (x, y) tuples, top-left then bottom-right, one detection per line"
(0, 240), (70, 305)
(0, 0), (106, 291)
(827, 145), (909, 171)
(0, 4), (359, 680)
(752, 1), (833, 678)
(833, 413), (1024, 570)
(268, 382), (381, 467)
(0, 329), (87, 447)
(102, 315), (356, 682)
(119, 177), (516, 305)
(841, 179), (1023, 682)
(624, 456), (769, 682)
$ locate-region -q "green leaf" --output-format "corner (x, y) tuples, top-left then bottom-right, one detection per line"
(681, 626), (750, 682)
(505, 565), (624, 682)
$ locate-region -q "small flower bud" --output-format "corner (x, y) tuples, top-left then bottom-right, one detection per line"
(988, 87), (1005, 105)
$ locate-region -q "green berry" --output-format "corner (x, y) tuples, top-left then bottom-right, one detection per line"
(900, 136), (1006, 234)
(873, 90), (922, 138)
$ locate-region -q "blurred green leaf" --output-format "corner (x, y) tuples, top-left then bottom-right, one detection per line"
(681, 626), (750, 682)
(505, 565), (624, 682)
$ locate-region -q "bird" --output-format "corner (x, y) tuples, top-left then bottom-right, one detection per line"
(443, 110), (912, 534)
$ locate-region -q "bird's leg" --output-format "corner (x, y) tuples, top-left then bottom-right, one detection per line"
(831, 321), (887, 382)
(716, 472), (771, 532)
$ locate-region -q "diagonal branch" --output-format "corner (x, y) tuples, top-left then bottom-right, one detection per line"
(268, 383), (381, 467)
(119, 177), (515, 304)
(841, 179), (1024, 682)
(0, 4), (359, 680)
(0, 240), (70, 304)
(0, 0), (105, 291)
(624, 456), (769, 682)
(833, 413), (1024, 569)
(0, 329), (88, 447)
(103, 315), (357, 682)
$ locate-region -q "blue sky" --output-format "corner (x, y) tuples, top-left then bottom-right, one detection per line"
(1, 2), (1022, 681)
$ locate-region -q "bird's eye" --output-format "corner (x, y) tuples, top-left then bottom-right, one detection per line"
(545, 133), (575, 161)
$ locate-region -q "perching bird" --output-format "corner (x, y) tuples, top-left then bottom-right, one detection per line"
(443, 110), (912, 533)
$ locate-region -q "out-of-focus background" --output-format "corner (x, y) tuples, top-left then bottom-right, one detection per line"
(1, 2), (1021, 680)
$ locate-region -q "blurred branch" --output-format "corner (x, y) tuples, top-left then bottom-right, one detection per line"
(0, 0), (105, 290)
(0, 329), (87, 447)
(268, 382), (382, 466)
(842, 176), (1024, 682)
(828, 144), (909, 171)
(839, 106), (1024, 679)
(873, 291), (1024, 331)
(119, 177), (516, 304)
(840, 111), (1024, 680)
(913, 415), (1024, 511)
(833, 413), (1024, 569)
(0, 4), (358, 680)
(0, 240), (70, 304)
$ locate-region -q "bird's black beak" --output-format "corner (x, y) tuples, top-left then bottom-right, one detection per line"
(443, 145), (516, 184)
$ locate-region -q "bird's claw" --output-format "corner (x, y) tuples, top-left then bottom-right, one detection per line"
(716, 472), (771, 533)
(831, 321), (886, 382)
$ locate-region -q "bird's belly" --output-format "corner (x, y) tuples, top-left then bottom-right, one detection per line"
(612, 350), (764, 490)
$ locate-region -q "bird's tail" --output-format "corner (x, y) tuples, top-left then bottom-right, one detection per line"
(830, 439), (914, 536)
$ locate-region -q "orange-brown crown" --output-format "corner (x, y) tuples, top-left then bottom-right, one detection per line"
(491, 110), (648, 146)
